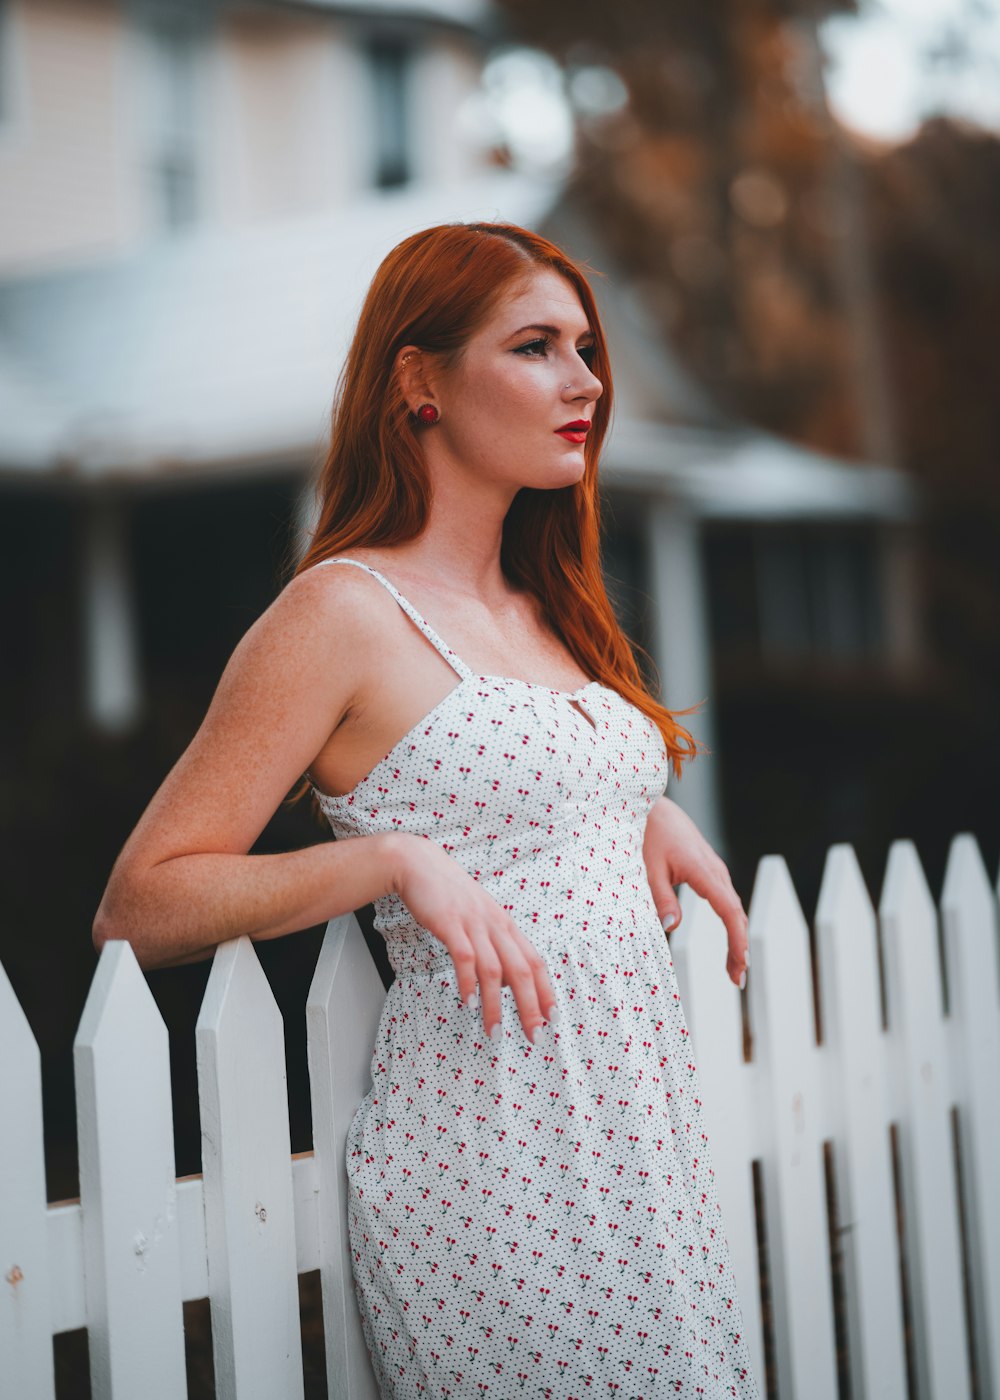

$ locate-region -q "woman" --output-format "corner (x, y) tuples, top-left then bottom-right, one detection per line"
(94, 221), (758, 1397)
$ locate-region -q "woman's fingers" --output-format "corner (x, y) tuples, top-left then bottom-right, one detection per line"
(714, 872), (750, 986)
(652, 883), (682, 934)
(471, 936), (504, 1039)
(450, 936), (479, 1007)
(680, 857), (750, 987)
(501, 958), (542, 1042)
(394, 842), (555, 1046)
(462, 920), (554, 1045)
(709, 868), (750, 986)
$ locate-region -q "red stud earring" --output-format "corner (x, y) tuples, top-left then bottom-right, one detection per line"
(416, 404), (440, 424)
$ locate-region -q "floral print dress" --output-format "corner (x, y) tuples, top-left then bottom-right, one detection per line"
(312, 558), (759, 1400)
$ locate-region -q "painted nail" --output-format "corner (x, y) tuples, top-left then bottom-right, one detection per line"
(464, 992), (480, 1011)
(661, 914), (677, 933)
(489, 1023), (502, 1041)
(546, 1006), (561, 1024)
(530, 1025), (542, 1046)
(738, 970), (747, 991)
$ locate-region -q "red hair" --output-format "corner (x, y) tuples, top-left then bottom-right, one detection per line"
(295, 221), (703, 780)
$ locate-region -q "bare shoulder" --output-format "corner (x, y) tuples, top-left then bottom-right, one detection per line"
(238, 558), (396, 681)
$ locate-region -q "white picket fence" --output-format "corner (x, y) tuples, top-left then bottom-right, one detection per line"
(2, 833), (999, 1400)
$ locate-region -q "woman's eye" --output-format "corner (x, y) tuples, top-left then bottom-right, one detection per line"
(515, 338), (550, 356)
(514, 339), (597, 366)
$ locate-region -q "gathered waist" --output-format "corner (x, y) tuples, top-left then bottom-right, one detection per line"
(374, 900), (665, 986)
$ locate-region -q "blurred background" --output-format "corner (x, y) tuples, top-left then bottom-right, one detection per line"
(0, 1), (997, 1386)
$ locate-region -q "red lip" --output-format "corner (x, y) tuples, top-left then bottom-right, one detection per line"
(556, 420), (591, 432)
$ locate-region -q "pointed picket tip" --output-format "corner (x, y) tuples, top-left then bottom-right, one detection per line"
(941, 832), (992, 917)
(74, 938), (167, 1056)
(816, 843), (873, 936)
(880, 838), (935, 927)
(196, 934), (282, 1040)
(815, 843), (881, 1037)
(0, 956), (54, 1400)
(940, 829), (1000, 1027)
(0, 955), (39, 1067)
(748, 854), (809, 945)
(672, 882), (745, 1058)
(744, 854), (819, 1062)
(307, 912), (382, 1021)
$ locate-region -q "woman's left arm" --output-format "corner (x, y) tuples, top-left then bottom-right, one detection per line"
(642, 795), (750, 988)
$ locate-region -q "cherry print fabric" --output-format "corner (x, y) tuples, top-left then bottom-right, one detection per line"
(312, 558), (759, 1399)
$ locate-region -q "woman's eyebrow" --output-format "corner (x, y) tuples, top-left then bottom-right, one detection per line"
(508, 322), (595, 339)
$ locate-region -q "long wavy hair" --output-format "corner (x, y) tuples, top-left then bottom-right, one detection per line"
(293, 220), (703, 787)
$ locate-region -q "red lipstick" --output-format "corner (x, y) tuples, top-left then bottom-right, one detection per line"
(555, 420), (590, 443)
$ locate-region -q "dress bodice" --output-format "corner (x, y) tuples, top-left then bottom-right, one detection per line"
(310, 558), (670, 981)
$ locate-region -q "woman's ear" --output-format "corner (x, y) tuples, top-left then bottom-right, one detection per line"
(396, 347), (438, 417)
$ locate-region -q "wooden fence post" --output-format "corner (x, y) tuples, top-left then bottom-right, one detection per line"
(0, 958), (55, 1398)
(74, 940), (187, 1398)
(196, 936), (304, 1400)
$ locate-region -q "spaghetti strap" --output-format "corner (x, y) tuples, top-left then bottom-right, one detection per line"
(313, 557), (474, 682)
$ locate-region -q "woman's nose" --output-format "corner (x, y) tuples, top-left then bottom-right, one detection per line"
(567, 362), (603, 401)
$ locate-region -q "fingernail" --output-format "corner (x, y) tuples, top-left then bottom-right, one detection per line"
(489, 1023), (502, 1041)
(530, 1025), (542, 1046)
(744, 950), (750, 970)
(738, 970), (747, 991)
(546, 1006), (561, 1024)
(464, 992), (480, 1011)
(661, 914), (677, 933)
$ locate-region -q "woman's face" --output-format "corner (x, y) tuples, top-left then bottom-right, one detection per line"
(415, 268), (605, 496)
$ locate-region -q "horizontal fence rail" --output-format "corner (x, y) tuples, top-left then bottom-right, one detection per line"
(1, 834), (998, 1399)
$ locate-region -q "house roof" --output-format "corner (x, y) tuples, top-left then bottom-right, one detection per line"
(602, 419), (916, 521)
(0, 170), (915, 521)
(275, 0), (494, 29)
(0, 172), (558, 481)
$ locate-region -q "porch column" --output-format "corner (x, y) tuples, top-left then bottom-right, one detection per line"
(82, 492), (141, 732)
(644, 501), (726, 856)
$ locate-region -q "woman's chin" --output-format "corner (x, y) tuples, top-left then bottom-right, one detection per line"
(531, 454), (588, 490)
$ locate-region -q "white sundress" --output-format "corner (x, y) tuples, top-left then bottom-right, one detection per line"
(311, 557), (760, 1400)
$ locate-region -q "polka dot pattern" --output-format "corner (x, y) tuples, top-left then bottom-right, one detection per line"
(312, 559), (759, 1399)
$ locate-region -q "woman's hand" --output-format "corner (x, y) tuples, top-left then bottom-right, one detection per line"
(642, 796), (750, 988)
(389, 835), (557, 1046)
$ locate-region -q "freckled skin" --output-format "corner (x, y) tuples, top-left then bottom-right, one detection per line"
(92, 264), (747, 1014)
(407, 268), (603, 503)
(90, 270), (603, 981)
(90, 257), (758, 1393)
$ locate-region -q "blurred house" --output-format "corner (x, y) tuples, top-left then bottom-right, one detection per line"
(0, 0), (918, 857)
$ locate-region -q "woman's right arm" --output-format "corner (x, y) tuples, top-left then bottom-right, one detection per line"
(93, 564), (557, 1044)
(92, 566), (407, 970)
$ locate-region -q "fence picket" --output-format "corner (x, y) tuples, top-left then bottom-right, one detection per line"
(747, 856), (838, 1399)
(2, 833), (997, 1400)
(306, 913), (386, 1400)
(196, 935), (304, 1400)
(73, 939), (187, 1399)
(880, 839), (971, 1400)
(0, 960), (55, 1399)
(671, 883), (764, 1391)
(940, 833), (1000, 1399)
(815, 844), (908, 1400)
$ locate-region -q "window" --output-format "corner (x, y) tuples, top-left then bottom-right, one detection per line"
(705, 522), (886, 666)
(367, 36), (413, 189)
(754, 526), (884, 661)
(0, 0), (11, 127)
(144, 13), (201, 230)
